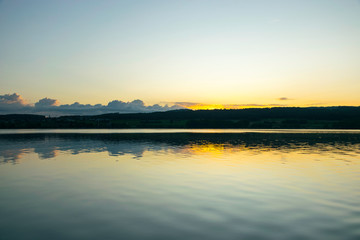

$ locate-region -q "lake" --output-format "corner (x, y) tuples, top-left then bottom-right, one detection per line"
(0, 129), (359, 240)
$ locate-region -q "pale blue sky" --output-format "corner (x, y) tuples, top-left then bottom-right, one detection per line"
(1, 0), (360, 108)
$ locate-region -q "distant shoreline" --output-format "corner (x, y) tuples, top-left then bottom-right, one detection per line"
(1, 129), (360, 135)
(1, 107), (360, 129)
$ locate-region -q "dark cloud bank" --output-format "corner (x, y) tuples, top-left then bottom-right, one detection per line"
(0, 93), (183, 116)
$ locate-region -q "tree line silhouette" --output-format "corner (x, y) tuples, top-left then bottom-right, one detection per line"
(1, 107), (360, 129)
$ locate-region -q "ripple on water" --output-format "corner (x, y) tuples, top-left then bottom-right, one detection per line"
(0, 132), (360, 240)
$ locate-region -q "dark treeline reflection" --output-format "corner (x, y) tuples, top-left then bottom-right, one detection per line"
(1, 133), (360, 163)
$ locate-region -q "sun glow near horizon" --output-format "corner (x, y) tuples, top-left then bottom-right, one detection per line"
(0, 0), (359, 113)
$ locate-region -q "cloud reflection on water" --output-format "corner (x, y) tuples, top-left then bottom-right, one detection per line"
(1, 133), (360, 164)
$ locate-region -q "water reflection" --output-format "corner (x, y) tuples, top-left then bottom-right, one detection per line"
(1, 133), (360, 163)
(1, 132), (360, 240)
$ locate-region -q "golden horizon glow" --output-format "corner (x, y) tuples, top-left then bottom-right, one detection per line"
(178, 103), (360, 111)
(185, 105), (280, 110)
(1, 1), (360, 109)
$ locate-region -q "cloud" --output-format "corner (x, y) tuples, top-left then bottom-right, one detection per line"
(0, 93), (293, 116)
(0, 93), (184, 116)
(0, 93), (30, 113)
(172, 102), (202, 107)
(277, 97), (292, 101)
(0, 93), (26, 106)
(305, 102), (327, 106)
(35, 98), (59, 108)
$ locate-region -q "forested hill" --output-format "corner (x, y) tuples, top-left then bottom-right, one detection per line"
(1, 107), (360, 129)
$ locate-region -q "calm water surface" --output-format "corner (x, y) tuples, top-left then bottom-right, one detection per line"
(0, 130), (359, 240)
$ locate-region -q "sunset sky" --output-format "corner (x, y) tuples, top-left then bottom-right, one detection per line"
(1, 0), (360, 113)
